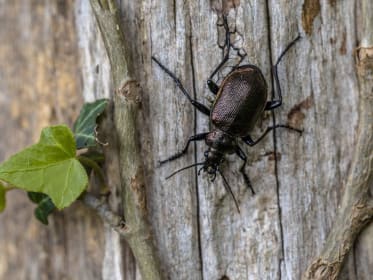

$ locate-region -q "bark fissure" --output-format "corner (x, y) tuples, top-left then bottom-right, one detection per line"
(187, 7), (204, 274)
(265, 1), (285, 279)
(189, 31), (205, 280)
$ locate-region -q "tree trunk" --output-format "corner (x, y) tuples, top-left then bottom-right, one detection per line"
(0, 1), (372, 280)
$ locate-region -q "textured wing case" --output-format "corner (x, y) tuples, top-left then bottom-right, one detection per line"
(211, 66), (268, 137)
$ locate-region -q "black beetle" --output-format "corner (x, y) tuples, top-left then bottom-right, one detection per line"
(152, 16), (301, 210)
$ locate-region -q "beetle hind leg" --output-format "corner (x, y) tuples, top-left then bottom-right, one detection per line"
(208, 15), (230, 81)
(267, 34), (301, 111)
(207, 15), (232, 94)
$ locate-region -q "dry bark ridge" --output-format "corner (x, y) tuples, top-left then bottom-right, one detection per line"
(303, 47), (373, 279)
(303, 1), (373, 278)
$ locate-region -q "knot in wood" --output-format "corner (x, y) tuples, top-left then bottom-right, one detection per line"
(211, 0), (240, 15)
(130, 170), (147, 212)
(117, 80), (141, 103)
(356, 46), (373, 74)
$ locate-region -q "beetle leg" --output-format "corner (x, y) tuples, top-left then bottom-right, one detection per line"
(266, 34), (301, 111)
(264, 99), (281, 110)
(218, 169), (241, 212)
(208, 15), (231, 81)
(241, 135), (255, 146)
(242, 124), (302, 146)
(191, 100), (211, 116)
(207, 80), (219, 95)
(236, 146), (255, 195)
(152, 57), (211, 116)
(159, 132), (209, 165)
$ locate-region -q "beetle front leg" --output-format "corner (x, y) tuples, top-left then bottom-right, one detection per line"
(242, 125), (302, 146)
(236, 146), (255, 195)
(159, 132), (208, 165)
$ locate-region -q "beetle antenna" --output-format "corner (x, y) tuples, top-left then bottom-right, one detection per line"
(218, 170), (240, 213)
(166, 162), (205, 180)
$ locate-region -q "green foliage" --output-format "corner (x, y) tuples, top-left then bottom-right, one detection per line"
(73, 99), (108, 149)
(0, 125), (88, 209)
(0, 183), (5, 212)
(35, 197), (56, 225)
(27, 191), (48, 204)
(28, 192), (56, 225)
(0, 99), (109, 223)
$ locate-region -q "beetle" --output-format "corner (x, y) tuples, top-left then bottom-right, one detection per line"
(152, 15), (301, 210)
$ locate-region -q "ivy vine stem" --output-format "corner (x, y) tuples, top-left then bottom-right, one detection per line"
(80, 192), (128, 235)
(0, 180), (16, 192)
(89, 0), (163, 279)
(77, 155), (107, 187)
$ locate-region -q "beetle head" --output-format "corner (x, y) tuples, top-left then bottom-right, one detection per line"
(200, 148), (224, 181)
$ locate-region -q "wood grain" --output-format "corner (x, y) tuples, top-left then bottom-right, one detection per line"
(0, 0), (372, 279)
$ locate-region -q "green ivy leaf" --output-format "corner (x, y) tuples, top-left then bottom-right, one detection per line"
(27, 192), (56, 225)
(34, 196), (56, 225)
(0, 183), (5, 212)
(0, 125), (88, 209)
(73, 99), (108, 149)
(27, 191), (49, 204)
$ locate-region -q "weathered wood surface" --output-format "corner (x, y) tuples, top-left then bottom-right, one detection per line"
(0, 0), (372, 279)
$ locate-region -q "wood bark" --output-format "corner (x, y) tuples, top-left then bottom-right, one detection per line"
(0, 1), (372, 280)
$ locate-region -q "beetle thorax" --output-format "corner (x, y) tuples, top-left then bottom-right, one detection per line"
(205, 129), (237, 155)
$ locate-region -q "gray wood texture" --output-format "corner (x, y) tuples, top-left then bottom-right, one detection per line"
(0, 0), (372, 279)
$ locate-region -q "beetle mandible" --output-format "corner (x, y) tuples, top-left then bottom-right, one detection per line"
(152, 15), (301, 210)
